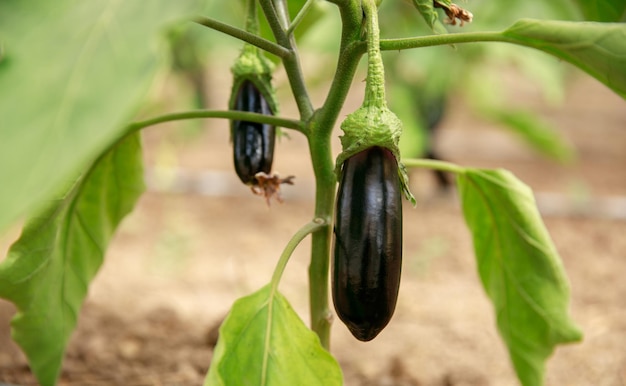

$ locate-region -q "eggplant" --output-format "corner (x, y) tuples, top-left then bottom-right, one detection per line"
(232, 80), (276, 185)
(333, 146), (403, 341)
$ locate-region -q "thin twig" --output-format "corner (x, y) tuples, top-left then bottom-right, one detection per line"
(193, 16), (290, 58)
(130, 110), (306, 135)
(287, 0), (317, 35)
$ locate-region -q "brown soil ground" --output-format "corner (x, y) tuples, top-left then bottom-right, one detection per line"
(1, 70), (625, 386)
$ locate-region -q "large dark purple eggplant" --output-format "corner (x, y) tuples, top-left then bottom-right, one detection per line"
(232, 79), (276, 185)
(333, 146), (403, 341)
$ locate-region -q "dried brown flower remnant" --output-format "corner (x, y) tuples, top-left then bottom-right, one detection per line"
(434, 1), (473, 26)
(251, 172), (295, 205)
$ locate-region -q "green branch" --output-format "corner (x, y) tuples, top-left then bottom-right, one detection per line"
(129, 110), (306, 134)
(402, 158), (466, 174)
(379, 31), (513, 51)
(287, 0), (317, 35)
(271, 219), (326, 290)
(362, 0), (386, 109)
(272, 0), (292, 31)
(193, 16), (290, 58)
(316, 43), (363, 139)
(304, 0), (363, 351)
(244, 0), (259, 35)
(259, 0), (289, 44)
(258, 1), (314, 120)
(316, 1), (363, 139)
(283, 52), (315, 120)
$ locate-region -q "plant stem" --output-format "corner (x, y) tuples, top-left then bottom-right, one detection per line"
(272, 0), (292, 31)
(129, 110), (306, 134)
(287, 0), (316, 35)
(402, 158), (466, 174)
(362, 0), (386, 109)
(305, 0), (363, 350)
(379, 30), (513, 51)
(244, 0), (259, 35)
(317, 0), (363, 139)
(260, 218), (324, 386)
(270, 219), (326, 291)
(259, 0), (314, 120)
(193, 17), (290, 58)
(283, 53), (315, 120)
(306, 131), (337, 350)
(259, 0), (289, 44)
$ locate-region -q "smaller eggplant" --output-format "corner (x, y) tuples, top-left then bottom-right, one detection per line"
(333, 146), (403, 341)
(232, 80), (276, 185)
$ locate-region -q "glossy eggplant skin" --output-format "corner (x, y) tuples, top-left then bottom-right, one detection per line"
(333, 146), (403, 341)
(232, 80), (276, 185)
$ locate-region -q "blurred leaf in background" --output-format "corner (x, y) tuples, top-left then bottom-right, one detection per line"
(379, 0), (593, 169)
(573, 0), (626, 21)
(0, 0), (203, 233)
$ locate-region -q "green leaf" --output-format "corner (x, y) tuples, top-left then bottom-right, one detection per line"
(0, 0), (201, 233)
(0, 133), (145, 386)
(573, 0), (626, 21)
(487, 109), (575, 163)
(409, 0), (448, 34)
(205, 285), (343, 386)
(432, 0), (452, 10)
(457, 169), (583, 386)
(502, 19), (626, 99)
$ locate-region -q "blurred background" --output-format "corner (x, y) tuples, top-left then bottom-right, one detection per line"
(1, 1), (625, 385)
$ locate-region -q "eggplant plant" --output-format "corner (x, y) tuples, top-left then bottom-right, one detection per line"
(1, 0), (625, 385)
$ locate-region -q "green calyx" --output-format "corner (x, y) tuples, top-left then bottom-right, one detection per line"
(335, 105), (415, 205)
(229, 45), (279, 115)
(334, 0), (415, 204)
(336, 106), (401, 171)
(229, 0), (279, 133)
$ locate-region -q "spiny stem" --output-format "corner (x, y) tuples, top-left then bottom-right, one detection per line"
(363, 0), (386, 109)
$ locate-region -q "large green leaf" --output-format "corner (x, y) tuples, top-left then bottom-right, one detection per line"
(205, 285), (343, 386)
(573, 0), (626, 21)
(0, 133), (145, 386)
(457, 169), (582, 386)
(502, 19), (626, 99)
(0, 0), (200, 233)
